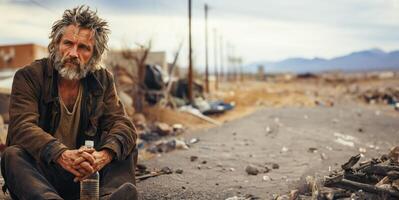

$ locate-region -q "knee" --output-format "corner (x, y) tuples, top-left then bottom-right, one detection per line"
(2, 146), (28, 164)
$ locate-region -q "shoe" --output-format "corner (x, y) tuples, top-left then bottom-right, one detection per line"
(101, 183), (138, 200)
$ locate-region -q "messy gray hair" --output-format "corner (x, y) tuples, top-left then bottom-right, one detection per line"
(48, 5), (110, 71)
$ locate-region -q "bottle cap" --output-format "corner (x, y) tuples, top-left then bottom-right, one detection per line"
(84, 140), (94, 148)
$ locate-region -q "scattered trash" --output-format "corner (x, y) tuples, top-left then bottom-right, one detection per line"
(262, 175), (271, 181)
(287, 146), (399, 199)
(175, 168), (183, 174)
(155, 122), (173, 136)
(333, 132), (356, 147)
(359, 147), (367, 153)
(225, 194), (260, 200)
(146, 139), (189, 153)
(188, 138), (200, 144)
(281, 146), (289, 153)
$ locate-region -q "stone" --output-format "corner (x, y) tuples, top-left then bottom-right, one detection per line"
(156, 122), (173, 136)
(175, 168), (183, 174)
(245, 165), (259, 175)
(272, 163), (280, 169)
(190, 156), (198, 162)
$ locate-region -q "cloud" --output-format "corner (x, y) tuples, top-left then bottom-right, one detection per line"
(1, 0), (399, 68)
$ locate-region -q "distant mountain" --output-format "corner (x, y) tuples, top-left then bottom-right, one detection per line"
(246, 48), (399, 74)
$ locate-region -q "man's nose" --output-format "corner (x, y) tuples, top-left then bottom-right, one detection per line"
(68, 46), (78, 58)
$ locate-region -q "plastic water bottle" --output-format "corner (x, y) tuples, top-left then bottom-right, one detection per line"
(80, 140), (99, 200)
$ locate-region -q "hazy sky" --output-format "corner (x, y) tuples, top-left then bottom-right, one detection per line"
(1, 0), (399, 68)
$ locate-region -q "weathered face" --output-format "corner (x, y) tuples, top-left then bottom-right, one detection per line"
(59, 24), (94, 66)
(55, 24), (95, 80)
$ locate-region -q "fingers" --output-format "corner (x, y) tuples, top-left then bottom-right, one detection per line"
(65, 165), (82, 177)
(79, 161), (95, 174)
(80, 152), (95, 165)
(78, 147), (95, 154)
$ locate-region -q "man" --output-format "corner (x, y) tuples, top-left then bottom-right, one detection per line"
(1, 5), (138, 200)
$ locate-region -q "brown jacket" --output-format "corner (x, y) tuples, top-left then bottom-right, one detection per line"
(6, 58), (137, 163)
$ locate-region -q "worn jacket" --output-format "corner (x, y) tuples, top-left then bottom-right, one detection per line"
(6, 58), (137, 164)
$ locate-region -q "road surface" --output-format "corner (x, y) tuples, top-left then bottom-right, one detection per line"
(137, 103), (399, 199)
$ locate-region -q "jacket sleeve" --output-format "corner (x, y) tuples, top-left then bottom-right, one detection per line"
(7, 68), (68, 163)
(98, 70), (137, 161)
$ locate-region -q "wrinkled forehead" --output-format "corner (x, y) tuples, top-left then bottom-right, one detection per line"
(61, 24), (95, 45)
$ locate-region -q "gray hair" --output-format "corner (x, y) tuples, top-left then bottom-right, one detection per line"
(48, 5), (110, 71)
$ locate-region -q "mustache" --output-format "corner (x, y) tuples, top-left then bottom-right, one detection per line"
(61, 56), (81, 67)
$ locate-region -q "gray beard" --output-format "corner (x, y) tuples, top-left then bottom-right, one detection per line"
(53, 52), (90, 80)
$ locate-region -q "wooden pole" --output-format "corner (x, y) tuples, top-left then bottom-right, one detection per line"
(213, 28), (218, 90)
(188, 0), (193, 103)
(204, 4), (209, 93)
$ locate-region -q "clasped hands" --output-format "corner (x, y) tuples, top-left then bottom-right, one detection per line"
(56, 146), (113, 182)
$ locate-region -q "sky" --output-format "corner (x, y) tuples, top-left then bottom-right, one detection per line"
(1, 0), (399, 69)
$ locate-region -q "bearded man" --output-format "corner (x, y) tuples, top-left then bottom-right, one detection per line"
(1, 6), (138, 200)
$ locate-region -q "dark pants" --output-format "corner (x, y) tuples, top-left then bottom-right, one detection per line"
(1, 146), (136, 200)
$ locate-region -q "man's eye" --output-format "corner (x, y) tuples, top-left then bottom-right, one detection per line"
(63, 41), (73, 46)
(79, 45), (90, 51)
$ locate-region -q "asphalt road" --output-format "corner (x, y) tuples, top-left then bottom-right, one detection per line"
(137, 103), (399, 199)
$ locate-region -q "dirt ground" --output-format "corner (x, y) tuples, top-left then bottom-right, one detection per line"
(137, 74), (399, 199)
(137, 102), (399, 199)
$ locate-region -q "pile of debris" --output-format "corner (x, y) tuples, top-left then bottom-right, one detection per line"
(287, 147), (399, 200)
(359, 87), (399, 111)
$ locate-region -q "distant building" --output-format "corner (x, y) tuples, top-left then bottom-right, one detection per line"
(0, 43), (48, 69)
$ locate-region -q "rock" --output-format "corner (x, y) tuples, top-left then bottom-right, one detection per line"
(262, 175), (271, 181)
(175, 168), (183, 174)
(308, 147), (318, 153)
(272, 163), (280, 169)
(263, 166), (270, 173)
(320, 153), (328, 160)
(281, 146), (289, 153)
(190, 156), (198, 162)
(161, 167), (172, 174)
(201, 160), (207, 164)
(172, 124), (184, 135)
(245, 165), (259, 175)
(156, 122), (173, 136)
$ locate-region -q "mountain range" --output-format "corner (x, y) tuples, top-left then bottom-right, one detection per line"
(245, 48), (399, 74)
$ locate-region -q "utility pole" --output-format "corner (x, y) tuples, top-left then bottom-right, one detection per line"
(219, 35), (224, 82)
(188, 0), (193, 103)
(213, 28), (218, 90)
(204, 4), (209, 93)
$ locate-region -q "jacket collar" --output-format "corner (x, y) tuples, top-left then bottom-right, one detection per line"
(43, 58), (104, 103)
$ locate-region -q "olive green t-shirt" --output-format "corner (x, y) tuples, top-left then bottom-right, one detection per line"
(54, 84), (83, 149)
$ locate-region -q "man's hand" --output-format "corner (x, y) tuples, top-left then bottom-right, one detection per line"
(57, 149), (95, 180)
(72, 149), (113, 182)
(92, 150), (114, 171)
